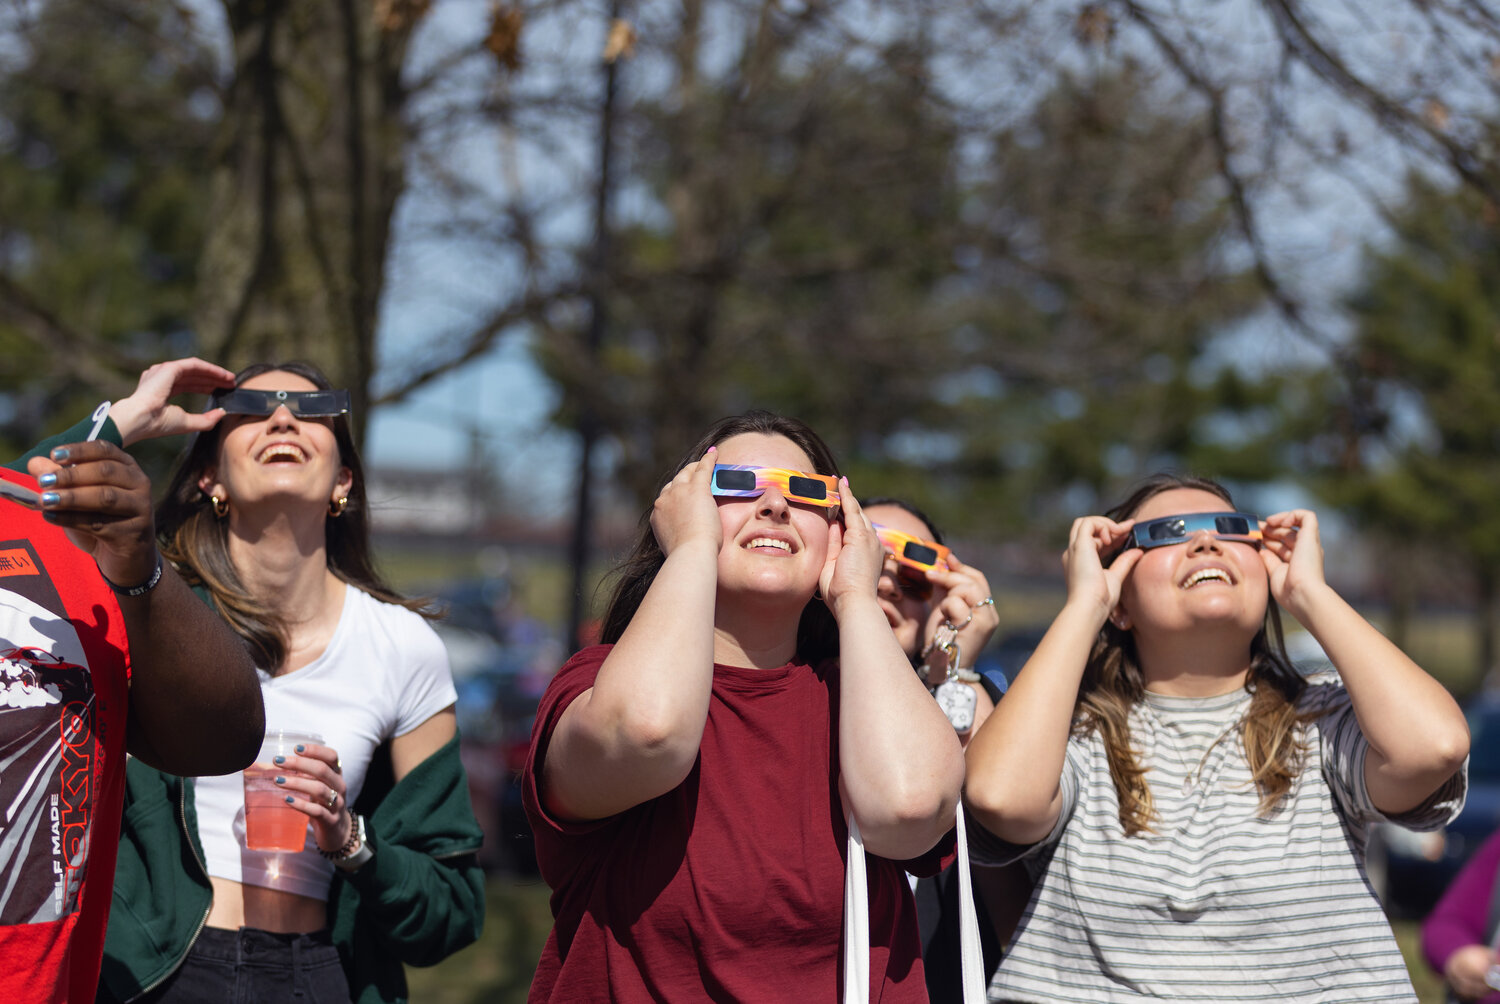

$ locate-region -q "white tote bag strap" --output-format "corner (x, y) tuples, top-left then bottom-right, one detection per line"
(955, 807), (986, 1004)
(843, 813), (870, 1004)
(843, 808), (987, 1004)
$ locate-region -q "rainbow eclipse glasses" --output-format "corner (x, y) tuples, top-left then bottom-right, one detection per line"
(210, 388), (352, 418)
(1122, 511), (1263, 555)
(710, 465), (841, 510)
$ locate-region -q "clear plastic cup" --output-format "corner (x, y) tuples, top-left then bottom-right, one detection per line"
(243, 730), (323, 851)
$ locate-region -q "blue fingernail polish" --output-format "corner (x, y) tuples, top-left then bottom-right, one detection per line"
(50, 447), (69, 462)
(295, 745), (305, 753)
(285, 795), (295, 804)
(275, 776), (285, 784)
(41, 492), (59, 506)
(273, 755), (285, 764)
(37, 473), (56, 488)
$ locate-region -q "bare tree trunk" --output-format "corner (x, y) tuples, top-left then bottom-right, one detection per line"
(196, 0), (422, 440)
(567, 1), (625, 652)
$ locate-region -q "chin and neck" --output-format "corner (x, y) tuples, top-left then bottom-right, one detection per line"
(711, 588), (812, 669)
(1133, 624), (1257, 698)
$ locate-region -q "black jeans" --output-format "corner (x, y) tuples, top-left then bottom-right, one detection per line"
(139, 926), (350, 1003)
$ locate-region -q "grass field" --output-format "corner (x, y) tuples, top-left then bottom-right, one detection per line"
(408, 876), (1452, 1003)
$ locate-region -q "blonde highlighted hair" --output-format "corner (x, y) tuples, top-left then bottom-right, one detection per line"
(1076, 473), (1315, 836)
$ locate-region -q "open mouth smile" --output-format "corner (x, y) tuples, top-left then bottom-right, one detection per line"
(257, 443), (306, 464)
(1182, 566), (1232, 589)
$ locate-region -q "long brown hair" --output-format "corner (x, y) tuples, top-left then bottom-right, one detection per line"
(156, 361), (431, 671)
(599, 410), (842, 664)
(1077, 472), (1311, 836)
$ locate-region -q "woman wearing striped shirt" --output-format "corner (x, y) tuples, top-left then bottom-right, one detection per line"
(965, 473), (1469, 1002)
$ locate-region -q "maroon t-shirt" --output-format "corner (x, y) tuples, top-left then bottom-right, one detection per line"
(0, 468), (131, 1003)
(523, 644), (943, 1002)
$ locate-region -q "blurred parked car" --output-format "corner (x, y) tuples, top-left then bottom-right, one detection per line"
(430, 579), (558, 876)
(1367, 693), (1500, 917)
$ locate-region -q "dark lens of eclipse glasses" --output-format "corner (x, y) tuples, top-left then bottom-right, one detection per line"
(714, 468), (757, 491)
(785, 475), (827, 500)
(901, 541), (941, 567)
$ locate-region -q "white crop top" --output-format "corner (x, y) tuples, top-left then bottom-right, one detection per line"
(194, 585), (457, 901)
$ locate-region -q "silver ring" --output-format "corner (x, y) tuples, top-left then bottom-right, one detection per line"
(326, 790), (337, 809)
(951, 596), (995, 632)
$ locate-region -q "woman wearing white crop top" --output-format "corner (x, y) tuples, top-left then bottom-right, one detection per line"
(97, 361), (481, 1003)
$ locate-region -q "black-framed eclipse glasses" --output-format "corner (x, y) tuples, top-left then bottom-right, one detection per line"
(209, 388), (352, 418)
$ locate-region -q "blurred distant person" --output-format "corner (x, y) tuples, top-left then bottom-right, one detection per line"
(966, 473), (1469, 1002)
(1424, 827), (1500, 1003)
(96, 360), (483, 1004)
(1, 362), (263, 1004)
(524, 412), (964, 1000)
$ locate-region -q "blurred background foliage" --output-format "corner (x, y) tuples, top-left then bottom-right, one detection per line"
(3, 0), (1500, 679)
(5, 3), (1499, 997)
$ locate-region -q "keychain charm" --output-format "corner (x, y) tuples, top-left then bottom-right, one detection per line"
(935, 678), (977, 733)
(929, 639), (976, 733)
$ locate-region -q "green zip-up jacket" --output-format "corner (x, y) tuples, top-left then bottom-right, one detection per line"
(96, 733), (485, 1003)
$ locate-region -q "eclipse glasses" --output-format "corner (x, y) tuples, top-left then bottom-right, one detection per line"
(710, 465), (841, 509)
(209, 388), (352, 419)
(873, 523), (951, 602)
(872, 524), (951, 574)
(1121, 511), (1263, 555)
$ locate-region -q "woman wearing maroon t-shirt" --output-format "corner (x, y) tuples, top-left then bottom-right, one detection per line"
(523, 411), (965, 1002)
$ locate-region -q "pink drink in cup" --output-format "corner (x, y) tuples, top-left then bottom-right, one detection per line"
(243, 730), (323, 851)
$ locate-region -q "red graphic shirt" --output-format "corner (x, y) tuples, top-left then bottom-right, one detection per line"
(0, 467), (130, 1004)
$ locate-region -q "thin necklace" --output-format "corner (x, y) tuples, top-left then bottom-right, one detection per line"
(1146, 705), (1245, 795)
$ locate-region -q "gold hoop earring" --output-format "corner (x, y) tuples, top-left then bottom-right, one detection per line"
(211, 495), (229, 519)
(329, 496), (349, 518)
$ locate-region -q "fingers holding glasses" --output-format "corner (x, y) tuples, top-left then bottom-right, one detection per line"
(652, 446), (723, 557)
(1063, 516), (1137, 613)
(928, 556), (1000, 653)
(108, 357), (238, 446)
(1260, 509), (1326, 611)
(823, 480), (885, 607)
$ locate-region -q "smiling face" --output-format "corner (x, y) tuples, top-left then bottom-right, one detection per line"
(711, 432), (837, 606)
(198, 371), (353, 517)
(863, 503), (934, 660)
(1117, 486), (1268, 642)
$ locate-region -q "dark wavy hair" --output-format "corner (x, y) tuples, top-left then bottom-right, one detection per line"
(858, 496), (944, 546)
(155, 361), (430, 671)
(1077, 472), (1311, 836)
(599, 410), (842, 664)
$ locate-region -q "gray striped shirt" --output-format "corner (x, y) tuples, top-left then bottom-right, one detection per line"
(973, 673), (1466, 1003)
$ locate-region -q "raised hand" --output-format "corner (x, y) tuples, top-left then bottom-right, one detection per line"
(1259, 509), (1328, 617)
(1063, 515), (1141, 619)
(108, 357), (237, 446)
(923, 552), (1001, 665)
(820, 483), (884, 613)
(650, 447), (724, 559)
